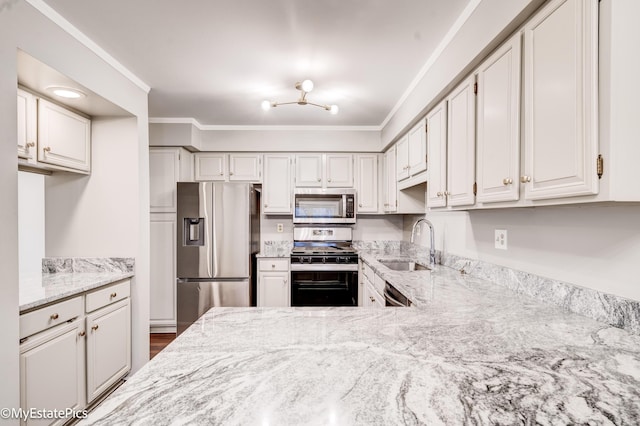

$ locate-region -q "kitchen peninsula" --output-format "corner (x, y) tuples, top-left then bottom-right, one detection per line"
(81, 253), (640, 425)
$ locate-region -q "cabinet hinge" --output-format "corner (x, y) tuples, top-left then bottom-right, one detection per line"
(473, 182), (477, 195)
(597, 154), (604, 179)
(425, 122), (428, 133)
(473, 82), (478, 95)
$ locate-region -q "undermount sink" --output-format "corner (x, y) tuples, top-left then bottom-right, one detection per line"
(378, 260), (430, 272)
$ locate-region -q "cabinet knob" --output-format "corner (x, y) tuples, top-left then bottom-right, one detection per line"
(110, 292), (117, 298)
(436, 192), (442, 197)
(78, 331), (86, 337)
(43, 146), (51, 153)
(327, 178), (332, 182)
(26, 142), (35, 148)
(317, 178), (321, 182)
(271, 264), (275, 268)
(219, 172), (224, 176)
(369, 296), (375, 302)
(91, 325), (99, 331)
(284, 279), (288, 284)
(520, 175), (531, 183)
(445, 191), (451, 196)
(50, 313), (59, 320)
(359, 204), (363, 207)
(229, 172), (234, 176)
(264, 204), (268, 208)
(502, 178), (513, 185)
(384, 203), (388, 206)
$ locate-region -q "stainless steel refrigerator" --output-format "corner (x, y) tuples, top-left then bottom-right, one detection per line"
(176, 182), (260, 335)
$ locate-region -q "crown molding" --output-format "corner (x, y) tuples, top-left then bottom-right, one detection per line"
(379, 0), (482, 129)
(25, 0), (151, 94)
(148, 117), (381, 132)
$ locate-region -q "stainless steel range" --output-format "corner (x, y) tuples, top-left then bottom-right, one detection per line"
(290, 227), (358, 306)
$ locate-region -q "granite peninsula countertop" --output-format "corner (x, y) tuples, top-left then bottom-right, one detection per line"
(83, 253), (640, 425)
(20, 258), (134, 312)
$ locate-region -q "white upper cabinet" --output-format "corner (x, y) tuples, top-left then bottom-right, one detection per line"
(295, 154), (323, 187)
(355, 154), (379, 213)
(150, 147), (193, 213)
(426, 100), (448, 208)
(446, 74), (477, 207)
(195, 153), (226, 181)
(37, 98), (91, 173)
(229, 154), (262, 182)
(395, 135), (409, 181)
(383, 147), (397, 212)
(407, 119), (427, 176)
(195, 153), (261, 182)
(263, 154), (293, 214)
(17, 88), (37, 160)
(476, 32), (522, 204)
(325, 154), (354, 187)
(523, 0), (599, 200)
(295, 154), (353, 188)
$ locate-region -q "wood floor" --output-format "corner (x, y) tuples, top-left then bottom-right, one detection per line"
(150, 333), (176, 359)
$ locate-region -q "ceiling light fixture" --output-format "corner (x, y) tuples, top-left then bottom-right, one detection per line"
(262, 80), (339, 115)
(46, 86), (86, 99)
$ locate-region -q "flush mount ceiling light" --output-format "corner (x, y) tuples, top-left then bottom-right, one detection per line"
(261, 80), (339, 115)
(46, 86), (86, 99)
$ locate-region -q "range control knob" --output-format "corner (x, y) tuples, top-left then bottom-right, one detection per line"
(321, 257), (326, 264)
(306, 257), (312, 264)
(335, 257), (341, 264)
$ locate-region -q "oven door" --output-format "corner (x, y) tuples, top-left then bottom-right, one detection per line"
(290, 270), (358, 306)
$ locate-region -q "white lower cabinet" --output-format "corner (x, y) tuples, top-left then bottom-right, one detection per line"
(19, 280), (131, 422)
(86, 298), (131, 404)
(150, 214), (177, 331)
(258, 259), (290, 307)
(19, 320), (85, 426)
(359, 262), (384, 308)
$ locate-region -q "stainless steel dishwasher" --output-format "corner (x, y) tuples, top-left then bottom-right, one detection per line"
(383, 282), (412, 307)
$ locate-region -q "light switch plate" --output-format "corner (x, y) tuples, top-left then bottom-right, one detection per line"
(495, 229), (507, 250)
(276, 223), (284, 233)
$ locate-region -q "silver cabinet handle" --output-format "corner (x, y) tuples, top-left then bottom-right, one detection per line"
(327, 178), (332, 182)
(520, 176), (531, 183)
(43, 146), (51, 152)
(229, 172), (234, 176)
(317, 178), (321, 182)
(78, 331), (86, 337)
(503, 178), (513, 185)
(271, 264), (276, 268)
(444, 191), (451, 196)
(436, 192), (442, 197)
(264, 204), (268, 208)
(359, 204), (363, 207)
(219, 172), (224, 176)
(26, 142), (35, 148)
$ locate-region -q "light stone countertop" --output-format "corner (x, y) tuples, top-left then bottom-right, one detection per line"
(82, 251), (640, 425)
(19, 271), (134, 312)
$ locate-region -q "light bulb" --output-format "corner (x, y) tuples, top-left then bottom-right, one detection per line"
(329, 104), (339, 115)
(301, 79), (314, 93)
(261, 100), (272, 111)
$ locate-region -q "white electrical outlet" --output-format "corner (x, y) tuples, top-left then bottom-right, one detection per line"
(276, 223), (284, 233)
(495, 229), (507, 250)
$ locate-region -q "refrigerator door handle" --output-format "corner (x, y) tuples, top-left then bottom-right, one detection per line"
(201, 182), (214, 277)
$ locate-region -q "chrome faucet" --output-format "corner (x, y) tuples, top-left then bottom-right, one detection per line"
(410, 218), (436, 266)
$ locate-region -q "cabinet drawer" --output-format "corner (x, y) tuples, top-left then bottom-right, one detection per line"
(20, 296), (83, 340)
(363, 263), (373, 283)
(374, 273), (386, 296)
(86, 280), (131, 313)
(259, 259), (289, 272)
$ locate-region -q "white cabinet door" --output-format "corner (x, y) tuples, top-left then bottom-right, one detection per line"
(396, 135), (409, 181)
(263, 154), (293, 214)
(446, 75), (476, 207)
(17, 88), (37, 160)
(383, 148), (397, 212)
(86, 299), (131, 404)
(258, 272), (290, 307)
(37, 98), (91, 172)
(325, 154), (354, 187)
(20, 320), (85, 425)
(150, 215), (176, 329)
(295, 154), (323, 187)
(408, 119), (427, 176)
(476, 33), (522, 203)
(150, 148), (180, 213)
(229, 154), (262, 182)
(195, 153), (227, 181)
(355, 154), (378, 213)
(523, 0), (598, 200)
(426, 100), (448, 208)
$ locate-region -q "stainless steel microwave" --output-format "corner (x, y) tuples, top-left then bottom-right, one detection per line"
(293, 189), (356, 224)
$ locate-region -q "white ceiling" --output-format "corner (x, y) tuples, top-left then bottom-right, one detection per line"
(42, 0), (470, 127)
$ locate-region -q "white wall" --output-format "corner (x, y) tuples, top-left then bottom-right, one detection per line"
(18, 171), (45, 276)
(1, 1), (150, 410)
(405, 205), (640, 302)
